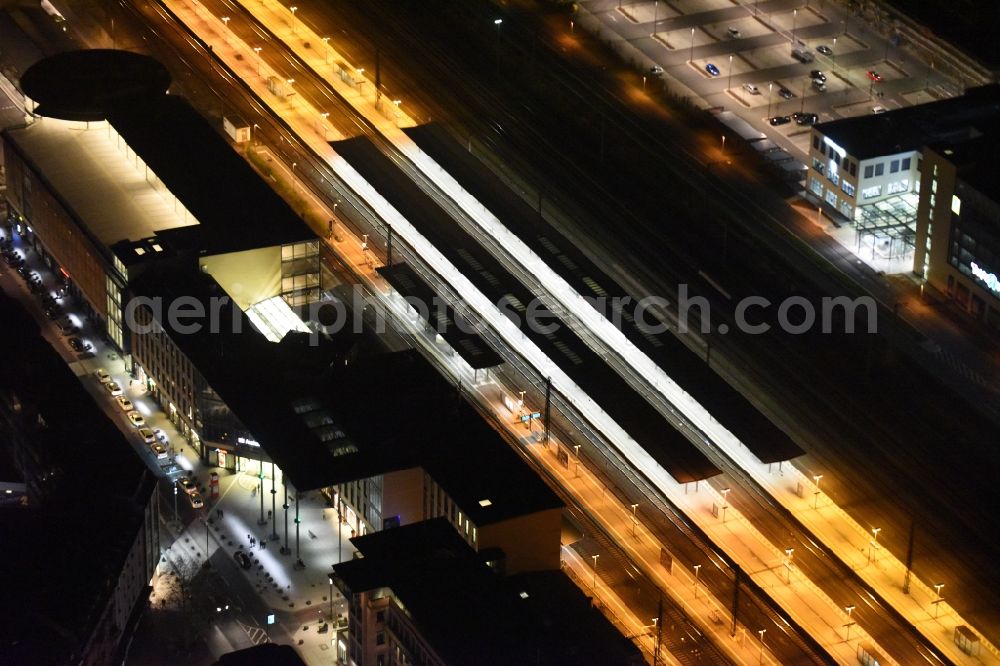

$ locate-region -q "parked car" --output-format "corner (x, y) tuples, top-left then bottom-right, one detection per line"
(68, 337), (91, 353)
(154, 428), (169, 444)
(727, 27), (742, 39)
(139, 427), (156, 444)
(705, 63), (720, 77)
(105, 380), (123, 396)
(176, 476), (197, 495)
(769, 115), (792, 126)
(188, 491), (204, 509)
(810, 70), (827, 83)
(127, 410), (145, 427)
(116, 395), (134, 411)
(872, 105), (887, 114)
(812, 80), (827, 92)
(648, 65), (663, 76)
(742, 82), (761, 95)
(150, 442), (169, 460)
(778, 86), (794, 100)
(791, 46), (814, 63)
(45, 306), (64, 320)
(793, 112), (819, 126)
(234, 550), (252, 569)
(816, 44), (833, 56)
(867, 70), (882, 81)
(95, 368), (111, 383)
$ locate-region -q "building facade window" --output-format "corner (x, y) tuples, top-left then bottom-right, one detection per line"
(901, 157), (911, 171)
(874, 163), (885, 177)
(825, 190), (838, 207)
(841, 180), (856, 197)
(864, 165), (874, 179)
(810, 177), (823, 197)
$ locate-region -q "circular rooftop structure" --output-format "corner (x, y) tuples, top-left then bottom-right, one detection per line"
(21, 50), (171, 122)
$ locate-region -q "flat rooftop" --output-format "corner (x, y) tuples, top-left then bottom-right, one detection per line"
(7, 51), (314, 267)
(814, 84), (1000, 161)
(334, 519), (641, 666)
(132, 266), (562, 524)
(928, 128), (1000, 206)
(4, 116), (198, 249)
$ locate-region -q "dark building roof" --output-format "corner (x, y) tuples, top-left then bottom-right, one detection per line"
(108, 95), (315, 258)
(927, 128), (1000, 205)
(334, 519), (641, 666)
(0, 290), (157, 665)
(814, 85), (1000, 160)
(20, 49), (171, 122)
(130, 267), (562, 524)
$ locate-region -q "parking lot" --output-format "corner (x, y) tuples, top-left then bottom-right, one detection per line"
(580, 0), (958, 162)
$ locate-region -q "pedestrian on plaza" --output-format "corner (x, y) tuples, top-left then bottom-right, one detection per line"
(260, 537), (267, 550)
(251, 536), (256, 547)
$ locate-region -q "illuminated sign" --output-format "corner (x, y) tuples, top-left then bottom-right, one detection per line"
(886, 179), (909, 195)
(971, 262), (1000, 295)
(237, 436), (261, 447)
(861, 185), (882, 199)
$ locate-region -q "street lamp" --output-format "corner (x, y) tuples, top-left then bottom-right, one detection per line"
(812, 474), (823, 509)
(933, 583), (945, 618)
(319, 112), (330, 139)
(289, 6), (298, 35)
(221, 16), (230, 29)
(573, 444), (581, 477)
(784, 547), (794, 584)
(792, 8), (798, 43)
(757, 629), (766, 665)
(832, 37), (837, 73)
(693, 563), (702, 598)
(322, 36), (331, 64)
(253, 46), (262, 76)
(591, 553), (600, 589)
(630, 503), (639, 536)
(650, 0), (658, 38)
(727, 54), (733, 91)
(844, 605), (856, 639)
(720, 134), (726, 157)
(720, 487), (731, 523)
(689, 27), (695, 63)
(767, 83), (773, 120)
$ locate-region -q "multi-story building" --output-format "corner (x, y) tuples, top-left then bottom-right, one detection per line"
(914, 131), (1000, 328)
(129, 260), (561, 572)
(0, 290), (159, 665)
(1, 50), (320, 356)
(806, 85), (1000, 266)
(332, 518), (642, 666)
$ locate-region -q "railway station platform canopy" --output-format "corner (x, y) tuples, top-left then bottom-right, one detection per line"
(335, 134), (724, 483)
(404, 124), (803, 466)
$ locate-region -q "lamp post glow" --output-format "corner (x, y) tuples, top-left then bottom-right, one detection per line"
(591, 553), (600, 589)
(757, 629), (766, 664)
(812, 474), (823, 508)
(289, 5), (297, 34)
(844, 604), (856, 639)
(720, 487), (731, 523)
(221, 16), (230, 28)
(767, 82), (773, 119)
(689, 27), (695, 62)
(693, 563), (702, 598)
(630, 503), (639, 536)
(322, 36), (331, 64)
(933, 583), (944, 618)
(253, 46), (262, 76)
(784, 547), (794, 583)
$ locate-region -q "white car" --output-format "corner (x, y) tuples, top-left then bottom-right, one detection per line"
(176, 476), (197, 495)
(127, 410), (145, 427)
(189, 492), (205, 509)
(104, 381), (123, 396)
(742, 83), (761, 95)
(153, 428), (169, 444)
(149, 442), (168, 460)
(138, 427), (156, 444)
(115, 395), (133, 412)
(95, 369), (111, 384)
